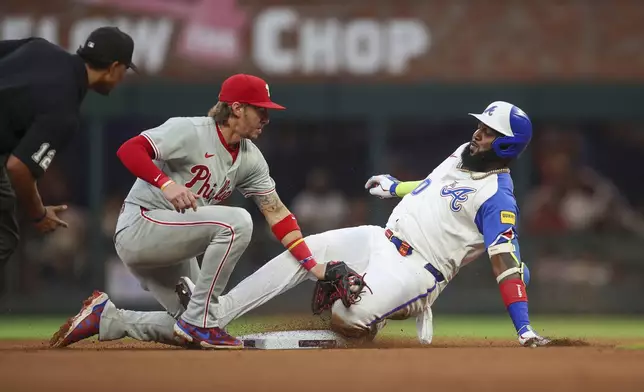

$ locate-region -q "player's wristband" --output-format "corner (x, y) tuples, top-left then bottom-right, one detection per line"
(160, 179), (174, 190)
(394, 181), (423, 197)
(499, 278), (531, 333)
(272, 214), (316, 271)
(389, 182), (399, 196)
(271, 213), (301, 240)
(499, 278), (528, 307)
(286, 238), (317, 271)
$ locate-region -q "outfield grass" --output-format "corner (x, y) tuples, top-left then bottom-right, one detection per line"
(1, 314), (643, 341)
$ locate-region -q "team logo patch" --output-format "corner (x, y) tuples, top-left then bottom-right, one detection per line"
(440, 184), (476, 212)
(500, 211), (516, 225)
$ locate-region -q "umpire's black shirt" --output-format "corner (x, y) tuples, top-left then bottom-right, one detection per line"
(0, 38), (88, 178)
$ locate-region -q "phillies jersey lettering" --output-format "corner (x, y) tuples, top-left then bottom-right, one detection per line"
(185, 165), (234, 203)
(121, 117), (275, 213)
(386, 143), (520, 282)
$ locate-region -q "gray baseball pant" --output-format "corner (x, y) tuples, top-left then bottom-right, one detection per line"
(98, 201), (252, 343)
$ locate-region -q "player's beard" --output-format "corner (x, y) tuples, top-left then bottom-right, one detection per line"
(460, 145), (503, 172)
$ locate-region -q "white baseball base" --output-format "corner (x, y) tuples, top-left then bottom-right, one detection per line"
(239, 330), (348, 350)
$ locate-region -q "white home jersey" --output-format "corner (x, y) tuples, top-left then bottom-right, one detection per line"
(123, 116), (276, 212)
(385, 143), (520, 281)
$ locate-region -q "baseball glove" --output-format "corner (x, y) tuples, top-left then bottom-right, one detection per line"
(311, 261), (371, 315)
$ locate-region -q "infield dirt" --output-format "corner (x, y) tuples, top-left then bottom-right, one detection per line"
(1, 337), (643, 392)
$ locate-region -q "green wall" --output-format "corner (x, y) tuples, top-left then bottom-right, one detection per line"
(82, 82), (644, 120)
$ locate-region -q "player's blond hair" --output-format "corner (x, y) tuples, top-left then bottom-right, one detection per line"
(208, 102), (234, 126)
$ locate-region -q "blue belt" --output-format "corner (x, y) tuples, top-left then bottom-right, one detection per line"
(385, 229), (445, 283)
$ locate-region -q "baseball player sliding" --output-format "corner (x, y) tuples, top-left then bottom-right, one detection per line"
(51, 99), (549, 349)
(172, 101), (551, 347)
(50, 73), (365, 349)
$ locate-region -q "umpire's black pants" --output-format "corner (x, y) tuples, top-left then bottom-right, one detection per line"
(0, 154), (20, 276)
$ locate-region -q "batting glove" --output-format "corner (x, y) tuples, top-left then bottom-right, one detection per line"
(364, 174), (400, 199)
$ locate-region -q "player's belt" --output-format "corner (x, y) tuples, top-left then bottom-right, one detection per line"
(385, 228), (413, 256)
(423, 261), (445, 283)
(384, 229), (445, 283)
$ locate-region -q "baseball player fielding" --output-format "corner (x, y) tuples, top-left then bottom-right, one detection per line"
(50, 97), (555, 350)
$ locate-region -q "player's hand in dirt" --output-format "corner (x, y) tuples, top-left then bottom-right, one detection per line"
(162, 181), (200, 213)
(518, 326), (551, 347)
(33, 205), (69, 234)
(365, 174), (400, 199)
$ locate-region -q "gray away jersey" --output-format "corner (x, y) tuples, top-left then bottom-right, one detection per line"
(123, 116), (276, 211)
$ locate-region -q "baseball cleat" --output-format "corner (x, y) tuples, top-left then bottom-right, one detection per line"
(49, 290), (109, 348)
(173, 319), (243, 349)
(175, 276), (195, 310)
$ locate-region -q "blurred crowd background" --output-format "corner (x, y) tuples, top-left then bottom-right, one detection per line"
(2, 0), (644, 315)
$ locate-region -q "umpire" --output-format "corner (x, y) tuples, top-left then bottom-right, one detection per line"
(0, 27), (137, 284)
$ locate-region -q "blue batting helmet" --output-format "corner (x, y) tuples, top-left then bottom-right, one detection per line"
(468, 101), (533, 159)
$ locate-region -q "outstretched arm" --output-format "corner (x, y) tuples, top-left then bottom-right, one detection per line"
(489, 248), (531, 332)
(252, 191), (326, 279)
(392, 181), (423, 197)
(477, 192), (549, 347)
(488, 244), (548, 346)
(251, 190), (289, 226)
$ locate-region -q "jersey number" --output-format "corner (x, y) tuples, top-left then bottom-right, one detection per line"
(31, 143), (56, 171)
(411, 178), (432, 195)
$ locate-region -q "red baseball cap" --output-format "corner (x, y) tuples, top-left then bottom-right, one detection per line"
(218, 74), (286, 110)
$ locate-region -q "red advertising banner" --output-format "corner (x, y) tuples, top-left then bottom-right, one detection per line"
(1, 0), (643, 82)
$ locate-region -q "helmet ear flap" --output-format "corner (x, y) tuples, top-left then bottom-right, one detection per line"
(492, 135), (528, 159)
(492, 136), (512, 158)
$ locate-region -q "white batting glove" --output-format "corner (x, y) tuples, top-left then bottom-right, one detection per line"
(364, 174), (400, 199)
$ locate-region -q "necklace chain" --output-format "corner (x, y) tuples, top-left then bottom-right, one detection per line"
(457, 163), (510, 180)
